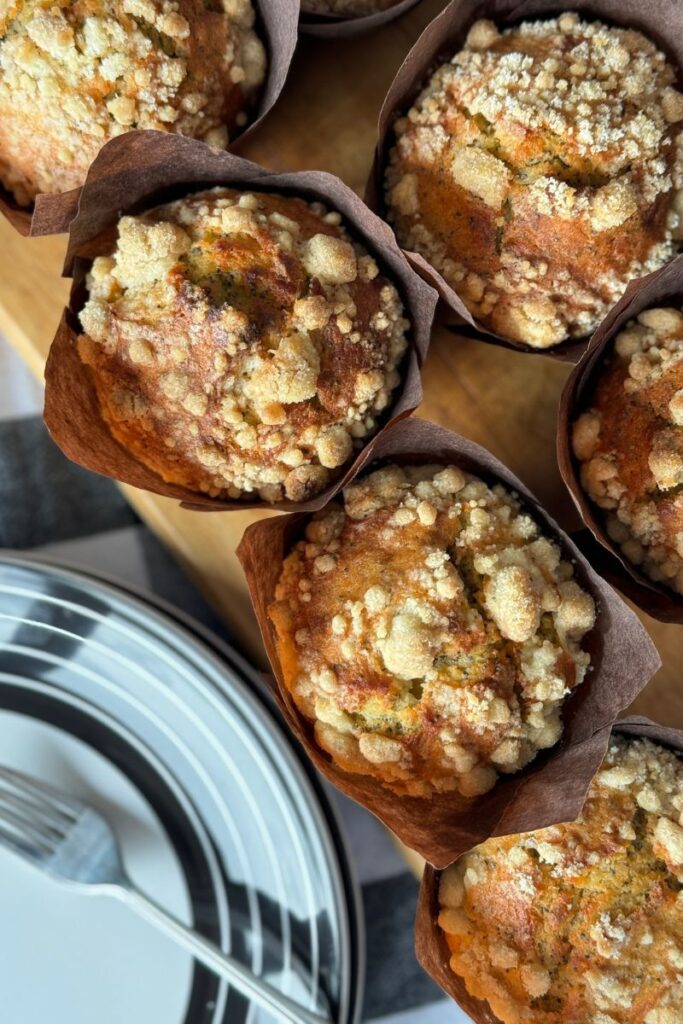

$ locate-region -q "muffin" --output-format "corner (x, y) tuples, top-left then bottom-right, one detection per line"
(385, 13), (683, 349)
(77, 187), (410, 503)
(437, 734), (683, 1024)
(0, 0), (266, 204)
(572, 306), (683, 595)
(269, 462), (595, 798)
(301, 0), (400, 15)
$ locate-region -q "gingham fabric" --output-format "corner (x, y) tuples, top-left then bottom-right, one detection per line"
(0, 334), (465, 1024)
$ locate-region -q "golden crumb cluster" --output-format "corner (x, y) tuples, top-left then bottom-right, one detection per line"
(301, 0), (398, 15)
(0, 0), (266, 202)
(385, 13), (683, 349)
(269, 463), (595, 798)
(78, 188), (409, 502)
(573, 306), (683, 595)
(438, 736), (683, 1024)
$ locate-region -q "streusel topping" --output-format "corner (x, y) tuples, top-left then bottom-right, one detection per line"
(0, 0), (266, 202)
(78, 187), (409, 502)
(439, 736), (683, 1023)
(269, 463), (595, 798)
(573, 306), (683, 594)
(385, 13), (683, 348)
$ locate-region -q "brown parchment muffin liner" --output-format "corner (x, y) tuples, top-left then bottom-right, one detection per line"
(415, 715), (683, 1024)
(236, 417), (660, 867)
(43, 131), (437, 513)
(299, 0), (421, 39)
(557, 255), (683, 623)
(0, 0), (300, 237)
(366, 0), (683, 363)
(0, 186), (82, 238)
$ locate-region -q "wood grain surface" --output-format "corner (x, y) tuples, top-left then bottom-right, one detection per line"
(0, 0), (679, 729)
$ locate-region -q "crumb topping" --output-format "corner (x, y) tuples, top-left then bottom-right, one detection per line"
(269, 463), (595, 798)
(439, 736), (683, 1023)
(572, 305), (683, 595)
(0, 0), (266, 202)
(78, 187), (409, 502)
(385, 14), (683, 349)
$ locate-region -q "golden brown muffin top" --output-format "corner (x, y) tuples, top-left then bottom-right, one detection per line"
(78, 187), (409, 502)
(269, 463), (595, 798)
(573, 306), (683, 594)
(0, 0), (266, 202)
(439, 735), (683, 1024)
(385, 13), (683, 348)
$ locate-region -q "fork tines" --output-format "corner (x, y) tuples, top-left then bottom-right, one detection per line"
(0, 767), (78, 859)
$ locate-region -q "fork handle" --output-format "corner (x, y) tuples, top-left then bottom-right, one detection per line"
(111, 884), (331, 1024)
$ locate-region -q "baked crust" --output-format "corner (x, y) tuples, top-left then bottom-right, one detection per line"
(269, 463), (595, 798)
(77, 187), (409, 502)
(0, 0), (266, 202)
(439, 736), (683, 1024)
(385, 14), (683, 349)
(572, 306), (683, 594)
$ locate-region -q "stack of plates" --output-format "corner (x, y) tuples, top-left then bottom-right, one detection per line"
(0, 554), (364, 1024)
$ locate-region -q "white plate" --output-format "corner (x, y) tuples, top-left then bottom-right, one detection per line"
(0, 710), (194, 1024)
(0, 554), (364, 1024)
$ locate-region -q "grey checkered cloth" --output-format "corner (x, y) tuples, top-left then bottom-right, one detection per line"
(0, 335), (463, 1024)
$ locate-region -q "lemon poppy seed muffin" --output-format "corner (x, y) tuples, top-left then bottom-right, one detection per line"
(385, 13), (683, 349)
(573, 306), (683, 594)
(77, 188), (410, 502)
(438, 735), (683, 1024)
(0, 0), (266, 204)
(269, 463), (595, 798)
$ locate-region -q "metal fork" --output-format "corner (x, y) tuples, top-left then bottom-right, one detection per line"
(0, 766), (331, 1024)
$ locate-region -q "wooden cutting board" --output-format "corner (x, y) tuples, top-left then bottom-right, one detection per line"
(0, 0), (679, 734)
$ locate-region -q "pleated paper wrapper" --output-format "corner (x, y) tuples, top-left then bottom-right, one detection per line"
(366, 0), (683, 361)
(300, 0), (421, 39)
(415, 716), (683, 1023)
(0, 0), (300, 236)
(237, 417), (660, 868)
(43, 131), (438, 512)
(558, 254), (683, 623)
